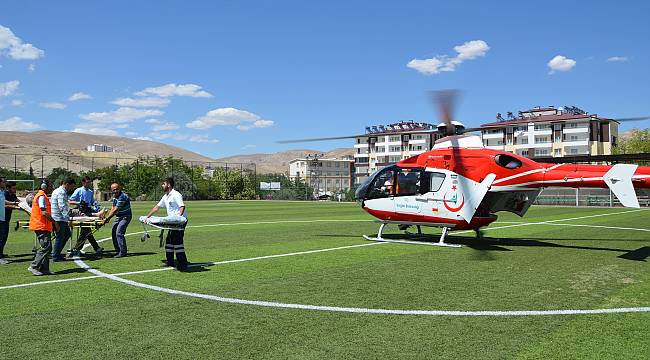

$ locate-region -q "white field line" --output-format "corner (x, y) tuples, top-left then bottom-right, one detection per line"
(73, 253), (650, 317)
(0, 242), (387, 291)
(3, 210), (646, 292)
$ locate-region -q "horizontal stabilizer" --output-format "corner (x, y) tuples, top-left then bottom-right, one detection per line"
(604, 164), (639, 208)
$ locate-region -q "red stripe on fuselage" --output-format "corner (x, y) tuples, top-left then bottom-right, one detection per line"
(363, 207), (497, 230)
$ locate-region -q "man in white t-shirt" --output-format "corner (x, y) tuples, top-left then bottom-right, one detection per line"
(145, 177), (188, 271)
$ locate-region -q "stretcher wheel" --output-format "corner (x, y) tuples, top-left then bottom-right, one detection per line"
(141, 233), (150, 242)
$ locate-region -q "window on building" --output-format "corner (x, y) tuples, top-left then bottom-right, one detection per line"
(389, 136), (400, 142)
(554, 135), (562, 142)
(554, 149), (561, 156)
(570, 148), (578, 154)
(570, 135), (578, 142)
(506, 138), (513, 145)
(521, 150), (529, 157)
(535, 136), (549, 143)
(534, 124), (550, 131)
(534, 149), (549, 156)
(519, 137), (528, 144)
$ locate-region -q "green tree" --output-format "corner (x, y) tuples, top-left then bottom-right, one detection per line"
(613, 129), (650, 154)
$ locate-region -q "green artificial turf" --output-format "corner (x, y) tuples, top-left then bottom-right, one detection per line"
(0, 201), (648, 359)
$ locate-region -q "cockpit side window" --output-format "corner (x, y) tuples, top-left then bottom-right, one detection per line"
(429, 172), (446, 192)
(494, 154), (522, 169)
(396, 169), (420, 196)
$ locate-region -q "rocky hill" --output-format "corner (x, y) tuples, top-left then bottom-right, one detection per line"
(0, 131), (353, 175)
(214, 148), (355, 174)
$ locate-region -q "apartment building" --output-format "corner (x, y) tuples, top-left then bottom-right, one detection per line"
(353, 121), (443, 185)
(289, 157), (354, 194)
(480, 106), (618, 158)
(86, 144), (114, 152)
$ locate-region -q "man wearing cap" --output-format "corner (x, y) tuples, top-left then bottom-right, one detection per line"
(28, 180), (59, 276)
(51, 178), (76, 261)
(69, 176), (104, 256)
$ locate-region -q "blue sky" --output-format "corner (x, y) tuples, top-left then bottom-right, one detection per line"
(1, 1), (649, 158)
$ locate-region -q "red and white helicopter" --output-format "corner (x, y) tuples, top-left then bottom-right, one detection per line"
(281, 92), (650, 247)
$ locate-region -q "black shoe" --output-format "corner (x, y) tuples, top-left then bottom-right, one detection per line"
(52, 256), (66, 262)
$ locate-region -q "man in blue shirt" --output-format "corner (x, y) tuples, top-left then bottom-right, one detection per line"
(69, 176), (104, 256)
(103, 182), (131, 258)
(51, 177), (76, 261)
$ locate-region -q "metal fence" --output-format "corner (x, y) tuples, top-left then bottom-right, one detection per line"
(0, 153), (257, 200)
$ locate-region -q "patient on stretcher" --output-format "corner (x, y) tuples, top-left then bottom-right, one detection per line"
(139, 215), (187, 226)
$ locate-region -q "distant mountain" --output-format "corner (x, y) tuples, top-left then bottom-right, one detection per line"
(215, 148), (355, 174)
(0, 131), (353, 175)
(0, 130), (214, 175)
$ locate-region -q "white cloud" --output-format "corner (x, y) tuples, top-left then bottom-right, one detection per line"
(547, 55), (576, 74)
(68, 92), (92, 101)
(125, 131), (138, 136)
(145, 119), (161, 124)
(80, 107), (164, 123)
(135, 83), (213, 98)
(237, 119), (274, 131)
(407, 40), (490, 75)
(189, 135), (219, 144)
(152, 121), (180, 132)
(11, 99), (23, 106)
(0, 116), (42, 131)
(111, 97), (170, 108)
(71, 123), (118, 136)
(151, 132), (218, 144)
(0, 80), (19, 97)
(607, 56), (628, 62)
(186, 107), (274, 130)
(28, 63), (35, 72)
(242, 144), (257, 150)
(0, 25), (45, 60)
(134, 136), (153, 141)
(114, 124), (130, 129)
(40, 102), (67, 109)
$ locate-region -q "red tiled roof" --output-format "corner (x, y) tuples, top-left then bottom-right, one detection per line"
(481, 114), (615, 127)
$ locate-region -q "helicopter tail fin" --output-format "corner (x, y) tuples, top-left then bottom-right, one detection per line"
(604, 164), (639, 208)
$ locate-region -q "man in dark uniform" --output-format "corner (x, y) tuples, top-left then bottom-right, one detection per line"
(0, 181), (19, 263)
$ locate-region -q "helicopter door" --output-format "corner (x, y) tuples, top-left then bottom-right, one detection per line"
(393, 168), (424, 214)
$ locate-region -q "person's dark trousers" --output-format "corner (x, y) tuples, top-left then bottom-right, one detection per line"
(165, 223), (188, 270)
(73, 227), (101, 252)
(31, 231), (52, 273)
(52, 221), (71, 259)
(112, 216), (131, 256)
(0, 220), (8, 258)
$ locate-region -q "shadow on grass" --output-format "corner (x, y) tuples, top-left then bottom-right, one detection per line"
(617, 246), (650, 261)
(356, 232), (644, 260)
(55, 268), (88, 275)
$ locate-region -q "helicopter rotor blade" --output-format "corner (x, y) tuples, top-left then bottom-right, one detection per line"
(432, 89), (461, 136)
(276, 134), (363, 144)
(613, 116), (650, 123)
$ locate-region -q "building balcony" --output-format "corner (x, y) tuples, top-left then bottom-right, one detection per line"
(408, 138), (427, 144)
(354, 152), (369, 157)
(526, 142), (553, 148)
(354, 143), (369, 148)
(532, 129), (552, 135)
(485, 145), (505, 150)
(563, 140), (589, 147)
(563, 127), (589, 134)
(482, 133), (504, 139)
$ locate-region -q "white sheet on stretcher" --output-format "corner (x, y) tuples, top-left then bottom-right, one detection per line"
(139, 215), (187, 226)
(17, 198), (32, 214)
(71, 216), (101, 222)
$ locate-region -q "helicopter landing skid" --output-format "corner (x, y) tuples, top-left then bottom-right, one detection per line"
(362, 222), (461, 248)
